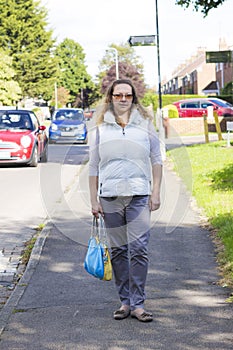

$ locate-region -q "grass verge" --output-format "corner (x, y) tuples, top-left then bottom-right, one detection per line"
(167, 140), (233, 290)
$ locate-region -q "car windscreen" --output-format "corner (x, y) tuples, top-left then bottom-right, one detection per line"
(0, 113), (33, 130)
(209, 99), (233, 107)
(54, 110), (84, 121)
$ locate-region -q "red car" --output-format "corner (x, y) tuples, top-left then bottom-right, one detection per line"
(84, 109), (96, 121)
(0, 109), (48, 167)
(173, 98), (233, 118)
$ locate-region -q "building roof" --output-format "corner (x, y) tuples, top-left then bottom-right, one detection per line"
(202, 81), (219, 95)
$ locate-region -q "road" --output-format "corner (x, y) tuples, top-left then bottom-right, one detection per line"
(0, 116), (96, 289)
(0, 143), (89, 291)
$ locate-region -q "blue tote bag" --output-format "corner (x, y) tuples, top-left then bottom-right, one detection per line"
(84, 217), (105, 279)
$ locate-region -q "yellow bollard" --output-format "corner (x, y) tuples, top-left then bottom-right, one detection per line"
(203, 115), (209, 143)
(213, 111), (223, 141)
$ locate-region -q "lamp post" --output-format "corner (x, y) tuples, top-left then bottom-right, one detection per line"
(154, 0), (166, 160)
(230, 46), (233, 103)
(54, 82), (58, 109)
(155, 0), (162, 110)
(107, 48), (119, 80)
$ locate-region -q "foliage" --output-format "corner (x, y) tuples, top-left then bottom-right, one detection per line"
(99, 43), (144, 77)
(0, 50), (22, 105)
(73, 86), (101, 109)
(176, 0), (226, 16)
(54, 38), (96, 106)
(101, 62), (146, 97)
(50, 86), (70, 108)
(21, 235), (38, 265)
(141, 92), (203, 111)
(221, 82), (233, 98)
(162, 104), (179, 118)
(21, 223), (44, 265)
(0, 0), (57, 100)
(99, 43), (146, 97)
(167, 141), (233, 287)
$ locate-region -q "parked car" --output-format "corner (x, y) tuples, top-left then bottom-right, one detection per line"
(49, 108), (88, 144)
(0, 110), (48, 167)
(173, 98), (233, 118)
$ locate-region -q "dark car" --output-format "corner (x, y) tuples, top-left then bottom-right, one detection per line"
(49, 108), (88, 144)
(0, 109), (48, 167)
(173, 98), (233, 118)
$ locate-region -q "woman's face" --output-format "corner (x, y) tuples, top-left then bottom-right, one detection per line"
(111, 83), (133, 116)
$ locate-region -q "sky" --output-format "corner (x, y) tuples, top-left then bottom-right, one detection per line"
(41, 0), (233, 87)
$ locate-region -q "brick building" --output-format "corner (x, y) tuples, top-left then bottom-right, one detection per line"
(162, 39), (233, 96)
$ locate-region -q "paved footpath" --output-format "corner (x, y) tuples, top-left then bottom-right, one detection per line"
(0, 153), (232, 350)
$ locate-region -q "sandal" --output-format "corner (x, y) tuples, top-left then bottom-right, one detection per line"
(113, 307), (130, 320)
(131, 310), (153, 322)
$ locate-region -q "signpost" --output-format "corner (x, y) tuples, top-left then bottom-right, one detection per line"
(128, 35), (156, 47)
(128, 0), (165, 160)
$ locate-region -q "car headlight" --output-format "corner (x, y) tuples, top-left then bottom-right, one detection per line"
(51, 123), (58, 131)
(21, 135), (32, 148)
(77, 124), (85, 132)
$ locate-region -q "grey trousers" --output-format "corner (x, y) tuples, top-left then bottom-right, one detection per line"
(100, 195), (151, 310)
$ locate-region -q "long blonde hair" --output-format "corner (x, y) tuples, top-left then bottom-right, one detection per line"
(96, 79), (152, 125)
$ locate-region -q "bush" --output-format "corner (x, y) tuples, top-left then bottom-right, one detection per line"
(141, 92), (205, 112)
(162, 104), (179, 118)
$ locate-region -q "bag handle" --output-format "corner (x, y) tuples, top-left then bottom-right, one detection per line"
(91, 216), (99, 238)
(99, 216), (108, 244)
(91, 216), (108, 244)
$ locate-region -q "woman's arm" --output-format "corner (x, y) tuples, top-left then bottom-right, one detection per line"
(148, 120), (163, 211)
(149, 163), (162, 211)
(89, 127), (103, 217)
(89, 176), (103, 217)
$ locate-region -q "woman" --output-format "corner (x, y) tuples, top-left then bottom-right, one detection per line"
(89, 79), (163, 322)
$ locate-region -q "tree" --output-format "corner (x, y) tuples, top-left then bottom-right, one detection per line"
(176, 0), (226, 17)
(0, 50), (22, 105)
(221, 82), (233, 97)
(73, 87), (101, 109)
(101, 62), (146, 98)
(0, 0), (57, 99)
(99, 43), (144, 77)
(54, 38), (95, 104)
(50, 86), (70, 108)
(99, 43), (146, 97)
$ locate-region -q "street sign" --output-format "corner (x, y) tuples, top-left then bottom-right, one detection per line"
(128, 35), (156, 47)
(206, 50), (233, 63)
(227, 122), (233, 131)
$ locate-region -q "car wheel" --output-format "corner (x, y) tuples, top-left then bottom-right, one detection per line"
(40, 144), (48, 162)
(29, 145), (38, 167)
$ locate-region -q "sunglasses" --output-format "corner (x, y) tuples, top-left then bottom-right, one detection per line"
(112, 93), (133, 101)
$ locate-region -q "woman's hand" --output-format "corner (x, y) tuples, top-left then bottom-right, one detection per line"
(91, 201), (104, 218)
(149, 191), (161, 211)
